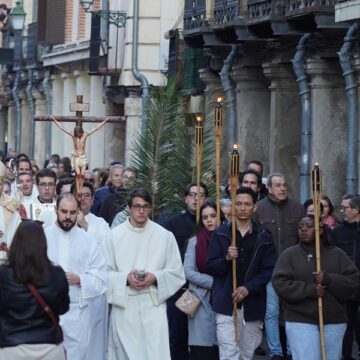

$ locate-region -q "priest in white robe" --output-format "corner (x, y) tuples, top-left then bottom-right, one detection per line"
(73, 181), (111, 360)
(45, 192), (107, 360)
(103, 188), (185, 360)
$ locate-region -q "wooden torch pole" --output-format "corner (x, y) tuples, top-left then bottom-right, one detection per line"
(230, 144), (240, 343)
(215, 97), (224, 226)
(311, 163), (326, 360)
(195, 114), (204, 223)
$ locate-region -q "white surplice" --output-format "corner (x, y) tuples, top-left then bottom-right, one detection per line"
(103, 218), (185, 360)
(84, 212), (111, 360)
(45, 224), (108, 360)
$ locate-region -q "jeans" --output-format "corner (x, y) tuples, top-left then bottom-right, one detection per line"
(286, 321), (346, 360)
(167, 295), (189, 360)
(265, 282), (290, 357)
(216, 308), (262, 360)
(343, 301), (360, 360)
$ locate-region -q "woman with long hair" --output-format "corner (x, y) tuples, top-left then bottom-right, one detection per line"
(0, 220), (70, 359)
(183, 202), (223, 360)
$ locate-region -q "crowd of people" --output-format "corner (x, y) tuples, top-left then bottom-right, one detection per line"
(0, 149), (359, 360)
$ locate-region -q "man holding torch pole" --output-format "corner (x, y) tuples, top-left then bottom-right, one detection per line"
(207, 187), (276, 360)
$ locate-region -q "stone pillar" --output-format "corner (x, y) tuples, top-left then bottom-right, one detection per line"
(124, 95), (142, 165)
(263, 63), (301, 199)
(19, 89), (31, 155)
(33, 89), (47, 166)
(50, 75), (64, 156)
(306, 58), (347, 204)
(7, 101), (16, 151)
(88, 75), (107, 168)
(199, 68), (227, 181)
(353, 53), (360, 193)
(0, 109), (6, 152)
(232, 65), (270, 174)
(104, 100), (126, 166)
(59, 72), (76, 158)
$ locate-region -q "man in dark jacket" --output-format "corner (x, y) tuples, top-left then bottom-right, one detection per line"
(163, 182), (209, 360)
(332, 194), (360, 360)
(207, 187), (277, 360)
(253, 172), (304, 360)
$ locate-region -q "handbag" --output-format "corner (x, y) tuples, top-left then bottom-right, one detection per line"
(27, 284), (63, 342)
(175, 289), (207, 318)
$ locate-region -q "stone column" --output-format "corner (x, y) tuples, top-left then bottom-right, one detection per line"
(50, 75), (64, 156)
(0, 109), (6, 152)
(7, 101), (16, 151)
(199, 68), (227, 181)
(104, 99), (126, 166)
(263, 62), (301, 199)
(232, 65), (270, 173)
(33, 89), (47, 166)
(306, 58), (347, 204)
(353, 53), (360, 193)
(59, 72), (76, 158)
(124, 95), (142, 165)
(19, 89), (30, 155)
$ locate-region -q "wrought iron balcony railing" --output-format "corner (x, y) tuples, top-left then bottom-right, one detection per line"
(184, 0), (207, 31)
(247, 0), (286, 23)
(214, 0), (240, 25)
(285, 0), (335, 17)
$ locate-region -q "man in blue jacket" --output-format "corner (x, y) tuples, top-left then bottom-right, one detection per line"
(207, 187), (277, 360)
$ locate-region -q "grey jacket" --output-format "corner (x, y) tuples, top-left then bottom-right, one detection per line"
(183, 237), (217, 346)
(253, 196), (305, 256)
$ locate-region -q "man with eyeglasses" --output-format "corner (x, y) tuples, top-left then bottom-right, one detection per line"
(22, 168), (57, 227)
(103, 187), (185, 359)
(332, 194), (360, 360)
(163, 182), (209, 360)
(69, 180), (111, 360)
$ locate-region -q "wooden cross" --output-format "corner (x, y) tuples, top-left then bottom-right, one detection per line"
(34, 95), (125, 197)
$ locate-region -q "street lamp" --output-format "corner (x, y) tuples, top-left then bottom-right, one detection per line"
(79, 0), (127, 28)
(8, 1), (26, 32)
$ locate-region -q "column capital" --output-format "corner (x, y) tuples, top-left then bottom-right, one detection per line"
(198, 68), (221, 89)
(262, 63), (297, 90)
(305, 58), (344, 88)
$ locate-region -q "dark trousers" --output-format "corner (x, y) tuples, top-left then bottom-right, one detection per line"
(189, 345), (219, 360)
(342, 301), (360, 360)
(167, 294), (189, 360)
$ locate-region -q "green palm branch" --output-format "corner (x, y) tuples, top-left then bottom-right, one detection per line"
(129, 79), (216, 220)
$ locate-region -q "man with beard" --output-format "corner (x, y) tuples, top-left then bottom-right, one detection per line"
(45, 192), (107, 360)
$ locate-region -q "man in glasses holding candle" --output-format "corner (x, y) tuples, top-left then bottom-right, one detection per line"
(103, 187), (185, 360)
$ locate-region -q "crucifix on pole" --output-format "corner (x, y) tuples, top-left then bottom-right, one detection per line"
(34, 95), (125, 197)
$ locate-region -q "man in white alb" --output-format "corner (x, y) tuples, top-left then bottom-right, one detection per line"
(71, 180), (110, 360)
(103, 188), (185, 360)
(45, 192), (107, 360)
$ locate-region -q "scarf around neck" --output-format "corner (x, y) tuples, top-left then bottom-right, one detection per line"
(195, 227), (212, 274)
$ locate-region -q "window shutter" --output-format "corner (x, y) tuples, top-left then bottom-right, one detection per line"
(37, 0), (65, 45)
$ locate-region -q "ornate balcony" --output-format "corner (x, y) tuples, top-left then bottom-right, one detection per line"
(213, 0), (240, 26)
(184, 0), (207, 31)
(247, 0), (286, 24)
(285, 0), (335, 19)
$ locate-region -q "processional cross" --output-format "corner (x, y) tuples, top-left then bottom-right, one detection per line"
(34, 95), (124, 197)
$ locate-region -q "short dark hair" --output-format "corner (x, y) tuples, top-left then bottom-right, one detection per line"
(198, 202), (225, 231)
(16, 158), (32, 173)
(70, 181), (94, 196)
(127, 188), (152, 207)
(17, 172), (32, 181)
(56, 192), (79, 209)
(342, 193), (358, 201)
(267, 173), (285, 187)
(184, 182), (209, 198)
(236, 187), (258, 204)
(240, 170), (262, 189)
(247, 160), (264, 176)
(56, 178), (75, 196)
(8, 221), (52, 286)
(350, 196), (360, 211)
(35, 168), (57, 185)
